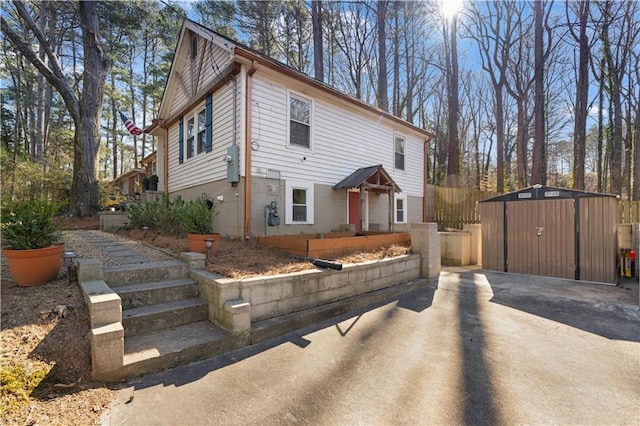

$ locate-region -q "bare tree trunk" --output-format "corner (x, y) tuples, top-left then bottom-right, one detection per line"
(515, 101), (528, 188)
(377, 0), (388, 112)
(603, 33), (623, 195)
(532, 0), (544, 185)
(446, 16), (459, 188)
(623, 99), (632, 198)
(110, 73), (118, 180)
(597, 60), (605, 192)
(312, 0), (324, 82)
(634, 69), (640, 200)
(391, 2), (400, 117)
(568, 1), (590, 190)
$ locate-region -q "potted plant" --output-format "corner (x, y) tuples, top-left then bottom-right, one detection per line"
(1, 198), (65, 286)
(179, 196), (220, 255)
(148, 174), (159, 191)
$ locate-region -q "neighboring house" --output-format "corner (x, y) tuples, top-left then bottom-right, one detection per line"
(140, 151), (158, 179)
(147, 20), (434, 239)
(112, 168), (145, 199)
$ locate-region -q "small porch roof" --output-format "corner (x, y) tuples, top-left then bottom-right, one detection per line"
(333, 164), (401, 193)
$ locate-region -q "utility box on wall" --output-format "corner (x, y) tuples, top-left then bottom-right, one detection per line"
(479, 185), (618, 284)
(226, 145), (239, 184)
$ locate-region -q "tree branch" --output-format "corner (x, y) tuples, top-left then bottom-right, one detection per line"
(1, 12), (80, 120)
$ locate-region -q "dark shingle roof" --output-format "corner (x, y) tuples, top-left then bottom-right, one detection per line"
(333, 165), (401, 193)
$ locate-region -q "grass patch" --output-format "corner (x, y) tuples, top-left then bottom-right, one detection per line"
(0, 361), (54, 415)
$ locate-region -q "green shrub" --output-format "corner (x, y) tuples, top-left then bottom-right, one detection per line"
(127, 195), (185, 235)
(178, 196), (218, 234)
(0, 198), (61, 249)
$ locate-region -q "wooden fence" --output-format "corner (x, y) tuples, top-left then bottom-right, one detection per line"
(433, 187), (497, 229)
(619, 201), (640, 224)
(434, 187), (639, 229)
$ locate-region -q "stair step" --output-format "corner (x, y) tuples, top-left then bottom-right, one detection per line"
(120, 321), (238, 379)
(116, 278), (199, 309)
(103, 260), (189, 287)
(122, 298), (207, 337)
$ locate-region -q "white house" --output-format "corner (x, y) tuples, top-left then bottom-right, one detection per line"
(148, 20), (434, 239)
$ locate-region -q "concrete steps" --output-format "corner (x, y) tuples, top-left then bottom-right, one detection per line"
(119, 321), (235, 379)
(122, 298), (208, 337)
(103, 260), (190, 287)
(103, 258), (235, 378)
(117, 278), (199, 310)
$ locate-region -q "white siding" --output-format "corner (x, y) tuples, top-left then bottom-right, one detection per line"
(250, 73), (425, 197)
(167, 83), (239, 193)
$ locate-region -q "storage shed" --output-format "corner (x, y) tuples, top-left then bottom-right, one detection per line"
(479, 185), (618, 284)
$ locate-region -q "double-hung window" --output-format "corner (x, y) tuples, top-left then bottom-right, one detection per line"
(395, 194), (407, 223)
(186, 117), (195, 159)
(289, 94), (311, 148)
(285, 180), (314, 224)
(179, 96), (212, 162)
(395, 135), (405, 171)
(197, 108), (206, 154)
(292, 189), (307, 221)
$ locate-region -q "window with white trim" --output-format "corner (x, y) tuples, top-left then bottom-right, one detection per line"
(395, 194), (407, 223)
(394, 135), (405, 170)
(186, 117), (195, 159)
(181, 102), (208, 161)
(285, 180), (314, 224)
(289, 94), (311, 149)
(197, 108), (206, 154)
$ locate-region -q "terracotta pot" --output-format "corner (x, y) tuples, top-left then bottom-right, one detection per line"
(2, 243), (65, 286)
(186, 233), (221, 256)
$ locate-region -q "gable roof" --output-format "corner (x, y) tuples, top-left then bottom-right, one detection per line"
(152, 20), (434, 141)
(333, 165), (401, 193)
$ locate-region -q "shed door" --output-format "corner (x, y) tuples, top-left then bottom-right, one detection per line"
(506, 199), (575, 279)
(578, 197), (617, 283)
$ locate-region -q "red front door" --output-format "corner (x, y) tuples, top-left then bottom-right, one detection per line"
(349, 191), (361, 231)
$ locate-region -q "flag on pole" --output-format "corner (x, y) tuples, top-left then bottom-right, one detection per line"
(119, 111), (144, 135)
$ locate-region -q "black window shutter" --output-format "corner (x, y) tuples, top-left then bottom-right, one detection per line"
(205, 94), (213, 152)
(178, 117), (184, 164)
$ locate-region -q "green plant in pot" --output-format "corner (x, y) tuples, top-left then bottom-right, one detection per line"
(148, 174), (159, 191)
(179, 196), (220, 255)
(1, 198), (65, 286)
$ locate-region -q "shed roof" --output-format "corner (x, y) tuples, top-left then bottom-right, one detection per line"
(333, 165), (401, 193)
(479, 185), (618, 203)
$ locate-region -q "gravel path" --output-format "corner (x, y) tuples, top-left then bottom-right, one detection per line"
(62, 230), (177, 266)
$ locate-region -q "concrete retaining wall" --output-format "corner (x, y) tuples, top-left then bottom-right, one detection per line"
(80, 222), (441, 381)
(99, 212), (129, 231)
(197, 254), (421, 324)
(438, 224), (482, 267)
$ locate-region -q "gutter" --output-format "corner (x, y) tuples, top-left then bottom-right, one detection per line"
(244, 60), (258, 239)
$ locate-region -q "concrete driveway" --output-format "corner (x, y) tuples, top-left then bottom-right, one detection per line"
(102, 268), (639, 425)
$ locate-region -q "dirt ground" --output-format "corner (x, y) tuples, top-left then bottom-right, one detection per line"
(2, 215), (409, 425)
(1, 215), (114, 425)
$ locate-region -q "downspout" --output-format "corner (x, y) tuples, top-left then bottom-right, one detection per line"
(231, 75), (237, 145)
(423, 137), (430, 222)
(244, 60), (258, 239)
(163, 126), (169, 195)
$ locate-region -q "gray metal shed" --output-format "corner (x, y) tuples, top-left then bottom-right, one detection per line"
(479, 185), (618, 284)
